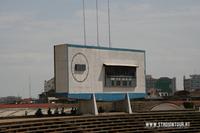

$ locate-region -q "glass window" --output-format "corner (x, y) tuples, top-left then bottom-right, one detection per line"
(105, 66), (137, 87)
(116, 80), (121, 86)
(122, 81), (127, 86)
(128, 81), (132, 86)
(111, 80), (115, 86)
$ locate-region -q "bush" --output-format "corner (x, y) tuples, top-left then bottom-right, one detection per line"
(183, 102), (194, 109)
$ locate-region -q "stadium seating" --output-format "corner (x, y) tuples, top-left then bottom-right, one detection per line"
(0, 111), (200, 132)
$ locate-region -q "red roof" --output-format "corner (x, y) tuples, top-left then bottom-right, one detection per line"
(0, 103), (78, 108)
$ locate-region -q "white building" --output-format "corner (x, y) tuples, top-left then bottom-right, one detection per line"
(44, 78), (55, 92)
(184, 75), (200, 92)
(54, 44), (146, 101)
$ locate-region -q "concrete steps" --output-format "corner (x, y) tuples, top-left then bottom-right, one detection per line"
(0, 111), (200, 132)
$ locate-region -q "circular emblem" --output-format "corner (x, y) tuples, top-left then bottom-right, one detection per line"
(71, 53), (89, 82)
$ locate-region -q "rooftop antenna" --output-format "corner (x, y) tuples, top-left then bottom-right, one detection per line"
(82, 0), (87, 46)
(96, 0), (100, 47)
(107, 0), (111, 48)
(28, 75), (32, 98)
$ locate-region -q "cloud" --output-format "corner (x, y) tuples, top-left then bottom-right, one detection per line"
(0, 0), (200, 97)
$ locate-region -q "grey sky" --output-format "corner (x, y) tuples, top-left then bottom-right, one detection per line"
(0, 0), (200, 98)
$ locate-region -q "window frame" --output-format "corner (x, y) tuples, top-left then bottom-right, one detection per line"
(104, 66), (137, 88)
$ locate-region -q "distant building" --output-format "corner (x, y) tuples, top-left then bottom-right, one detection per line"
(146, 75), (157, 89)
(146, 75), (176, 97)
(0, 96), (21, 104)
(184, 75), (200, 92)
(44, 78), (55, 92)
(38, 77), (55, 103)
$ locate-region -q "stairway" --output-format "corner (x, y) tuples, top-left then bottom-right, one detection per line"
(0, 111), (200, 133)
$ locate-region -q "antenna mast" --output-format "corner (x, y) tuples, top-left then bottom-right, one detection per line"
(28, 76), (31, 98)
(96, 0), (100, 47)
(107, 0), (111, 48)
(82, 0), (87, 45)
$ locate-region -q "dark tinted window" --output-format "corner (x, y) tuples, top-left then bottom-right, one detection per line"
(75, 64), (86, 71)
(105, 66), (137, 87)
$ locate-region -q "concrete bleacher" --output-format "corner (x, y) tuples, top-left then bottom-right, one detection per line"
(0, 108), (72, 117)
(0, 108), (37, 117)
(0, 111), (200, 132)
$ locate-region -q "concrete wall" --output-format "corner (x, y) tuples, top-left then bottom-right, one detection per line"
(55, 44), (145, 94)
(54, 45), (68, 93)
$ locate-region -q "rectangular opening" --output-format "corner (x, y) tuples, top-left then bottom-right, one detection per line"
(75, 64), (86, 71)
(105, 66), (137, 87)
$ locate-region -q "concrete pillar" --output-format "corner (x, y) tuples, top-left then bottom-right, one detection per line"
(92, 93), (98, 115)
(78, 94), (99, 115)
(125, 93), (133, 114)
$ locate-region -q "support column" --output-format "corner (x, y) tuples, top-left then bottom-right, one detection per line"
(125, 93), (133, 114)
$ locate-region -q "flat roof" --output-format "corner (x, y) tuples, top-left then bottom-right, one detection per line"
(103, 63), (138, 67)
(56, 43), (145, 53)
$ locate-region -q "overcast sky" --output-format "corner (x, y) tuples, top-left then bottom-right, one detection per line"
(0, 0), (200, 98)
